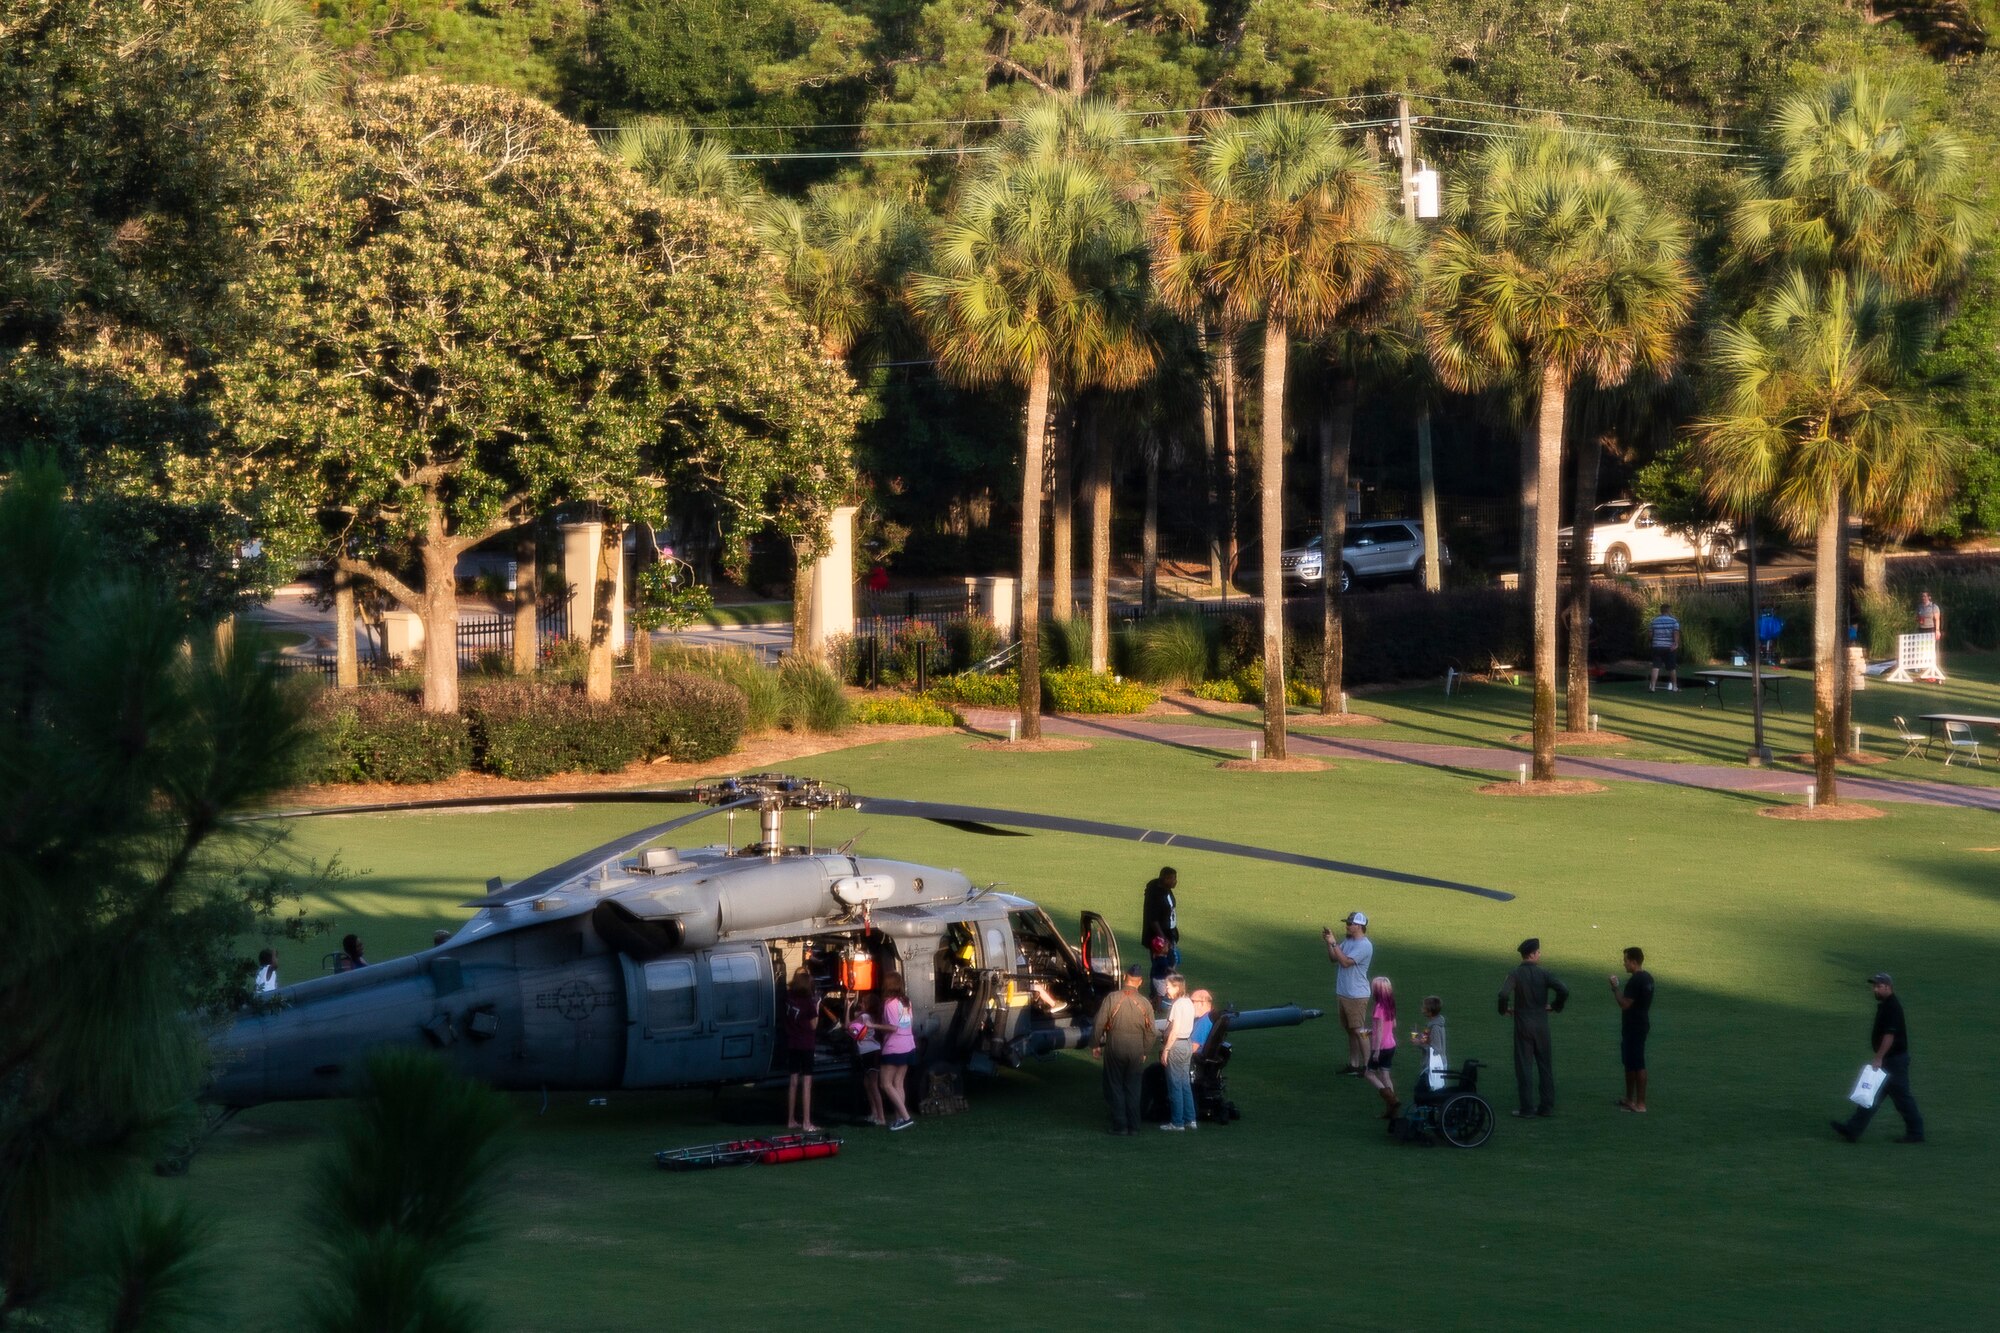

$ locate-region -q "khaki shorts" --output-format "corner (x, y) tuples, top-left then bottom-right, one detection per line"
(1338, 995), (1371, 1034)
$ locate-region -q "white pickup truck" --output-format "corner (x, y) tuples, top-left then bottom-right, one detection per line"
(1556, 501), (1737, 576)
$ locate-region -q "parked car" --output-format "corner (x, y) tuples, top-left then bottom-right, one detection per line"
(1277, 520), (1446, 592)
(1557, 500), (1737, 577)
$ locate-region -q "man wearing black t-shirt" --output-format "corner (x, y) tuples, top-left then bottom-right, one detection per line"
(1607, 947), (1654, 1113)
(1142, 867), (1180, 967)
(1832, 973), (1925, 1144)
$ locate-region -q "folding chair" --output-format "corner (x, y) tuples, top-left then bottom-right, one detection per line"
(1891, 716), (1927, 761)
(1943, 721), (1983, 768)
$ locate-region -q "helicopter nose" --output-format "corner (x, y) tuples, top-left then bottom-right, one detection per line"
(204, 1013), (270, 1108)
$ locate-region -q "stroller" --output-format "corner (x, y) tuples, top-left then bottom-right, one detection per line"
(1391, 1055), (1495, 1148)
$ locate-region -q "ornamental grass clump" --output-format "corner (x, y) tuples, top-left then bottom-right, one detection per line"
(654, 644), (785, 732)
(778, 656), (852, 732)
(1132, 615), (1212, 688)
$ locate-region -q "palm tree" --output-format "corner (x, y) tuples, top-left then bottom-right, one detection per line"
(1152, 108), (1395, 759)
(908, 151), (1150, 739)
(1697, 272), (1962, 805)
(1309, 219), (1422, 715)
(1731, 71), (1980, 301)
(612, 118), (759, 210)
(1424, 126), (1694, 781)
(752, 186), (925, 659)
(1729, 70), (1983, 752)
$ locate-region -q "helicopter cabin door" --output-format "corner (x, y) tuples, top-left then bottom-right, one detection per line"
(1078, 912), (1120, 1002)
(622, 945), (772, 1088)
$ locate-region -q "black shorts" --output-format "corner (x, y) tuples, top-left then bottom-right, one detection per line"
(1367, 1048), (1396, 1071)
(855, 1048), (881, 1072)
(1620, 1030), (1648, 1072)
(1652, 647), (1677, 672)
(881, 1049), (917, 1067)
(784, 1048), (815, 1075)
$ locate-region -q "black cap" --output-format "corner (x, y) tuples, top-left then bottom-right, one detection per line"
(1518, 938), (1540, 957)
(1125, 963), (1146, 979)
(1867, 971), (1893, 986)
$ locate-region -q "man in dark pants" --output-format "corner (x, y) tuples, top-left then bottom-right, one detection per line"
(1608, 946), (1654, 1112)
(1142, 867), (1180, 968)
(1091, 964), (1159, 1135)
(1499, 938), (1568, 1118)
(1833, 972), (1924, 1144)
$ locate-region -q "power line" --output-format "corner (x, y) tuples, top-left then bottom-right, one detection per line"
(1412, 92), (1749, 138)
(721, 117), (1400, 161)
(1420, 113), (1755, 159)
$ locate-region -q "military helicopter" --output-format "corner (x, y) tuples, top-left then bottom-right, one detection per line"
(206, 774), (1508, 1110)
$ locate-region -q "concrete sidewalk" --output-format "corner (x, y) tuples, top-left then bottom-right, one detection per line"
(957, 709), (2000, 813)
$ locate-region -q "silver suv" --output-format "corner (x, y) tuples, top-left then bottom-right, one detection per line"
(1279, 520), (1442, 592)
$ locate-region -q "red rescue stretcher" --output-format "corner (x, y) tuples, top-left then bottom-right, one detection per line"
(654, 1131), (842, 1172)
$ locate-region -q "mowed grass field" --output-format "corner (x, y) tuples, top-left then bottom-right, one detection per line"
(173, 737), (1999, 1329)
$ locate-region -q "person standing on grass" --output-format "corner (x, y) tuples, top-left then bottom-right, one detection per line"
(1648, 604), (1681, 692)
(1916, 592), (1943, 670)
(1158, 972), (1198, 1132)
(1832, 973), (1924, 1145)
(255, 948), (279, 995)
(871, 972), (917, 1131)
(782, 968), (820, 1133)
(1323, 913), (1374, 1076)
(1090, 964), (1158, 1136)
(1608, 947), (1654, 1113)
(1500, 938), (1568, 1118)
(848, 991), (886, 1126)
(335, 934), (367, 972)
(1143, 867), (1181, 968)
(1366, 976), (1400, 1120)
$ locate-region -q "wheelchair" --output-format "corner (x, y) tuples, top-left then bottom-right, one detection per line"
(1393, 1057), (1495, 1149)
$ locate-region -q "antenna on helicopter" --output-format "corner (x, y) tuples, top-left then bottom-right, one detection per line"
(834, 831), (867, 855)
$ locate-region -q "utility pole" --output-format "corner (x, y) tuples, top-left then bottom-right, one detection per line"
(1398, 96), (1443, 593)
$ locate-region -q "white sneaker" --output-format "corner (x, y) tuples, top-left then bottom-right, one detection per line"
(1159, 1123), (1184, 1132)
(1667, 683), (1678, 692)
(1184, 1122), (1198, 1132)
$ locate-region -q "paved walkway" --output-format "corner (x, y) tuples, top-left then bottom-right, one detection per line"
(958, 709), (2000, 814)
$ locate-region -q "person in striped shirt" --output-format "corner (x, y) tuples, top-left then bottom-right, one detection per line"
(1648, 605), (1681, 692)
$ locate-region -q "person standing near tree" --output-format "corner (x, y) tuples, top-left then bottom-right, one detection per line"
(1916, 592), (1944, 670)
(1142, 867), (1180, 967)
(1608, 947), (1654, 1113)
(1089, 964), (1158, 1136)
(255, 949), (279, 995)
(1832, 973), (1924, 1144)
(1500, 938), (1568, 1118)
(1648, 604), (1682, 692)
(1323, 912), (1374, 1077)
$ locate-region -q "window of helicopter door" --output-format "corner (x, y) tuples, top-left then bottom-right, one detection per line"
(707, 950), (765, 1025)
(642, 958), (698, 1035)
(984, 926), (1007, 968)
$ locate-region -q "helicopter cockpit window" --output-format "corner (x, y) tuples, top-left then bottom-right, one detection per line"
(643, 958), (697, 1031)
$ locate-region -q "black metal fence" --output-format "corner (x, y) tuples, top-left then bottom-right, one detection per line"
(270, 602), (572, 683)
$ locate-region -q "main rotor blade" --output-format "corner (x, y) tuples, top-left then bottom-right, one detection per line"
(849, 797), (1512, 902)
(239, 789), (702, 824)
(459, 796), (761, 908)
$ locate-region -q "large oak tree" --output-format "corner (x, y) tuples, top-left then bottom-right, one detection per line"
(222, 79), (858, 711)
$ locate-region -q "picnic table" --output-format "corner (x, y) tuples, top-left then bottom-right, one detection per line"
(1916, 713), (2000, 743)
(1689, 669), (1792, 712)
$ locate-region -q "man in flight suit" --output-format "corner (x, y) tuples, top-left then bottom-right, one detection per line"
(1091, 964), (1160, 1135)
(1500, 937), (1569, 1118)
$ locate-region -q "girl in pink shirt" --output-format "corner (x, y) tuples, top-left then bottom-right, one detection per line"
(1366, 976), (1399, 1119)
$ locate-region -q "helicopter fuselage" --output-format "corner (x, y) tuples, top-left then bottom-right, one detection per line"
(206, 845), (1125, 1108)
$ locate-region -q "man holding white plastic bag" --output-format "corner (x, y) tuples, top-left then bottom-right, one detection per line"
(1832, 973), (1924, 1145)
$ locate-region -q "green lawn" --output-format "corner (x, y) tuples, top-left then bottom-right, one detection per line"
(699, 599), (791, 627)
(174, 737), (1997, 1328)
(1165, 650), (2000, 788)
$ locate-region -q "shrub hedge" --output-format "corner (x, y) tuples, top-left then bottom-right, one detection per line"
(296, 672), (747, 786)
(921, 668), (1155, 714)
(299, 690), (472, 785)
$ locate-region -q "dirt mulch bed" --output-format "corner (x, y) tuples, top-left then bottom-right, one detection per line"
(265, 724), (952, 810)
(1216, 756), (1330, 772)
(966, 737), (1093, 753)
(1757, 802), (1886, 821)
(1508, 730), (1631, 747)
(1782, 752), (1893, 767)
(1475, 779), (1608, 796)
(1295, 712), (1384, 728)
